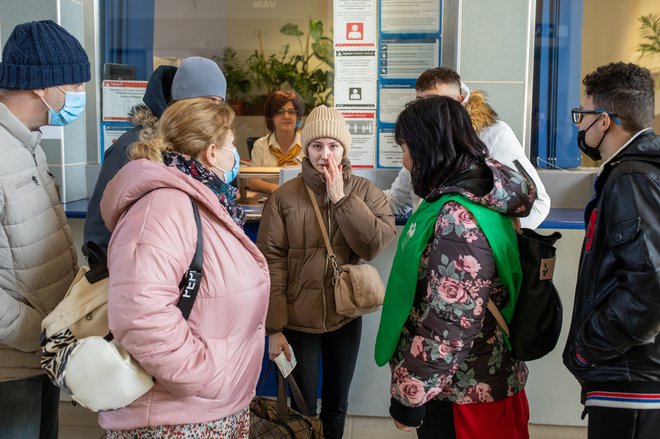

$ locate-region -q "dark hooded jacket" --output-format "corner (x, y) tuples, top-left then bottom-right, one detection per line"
(389, 158), (536, 427)
(563, 130), (660, 402)
(84, 66), (177, 252)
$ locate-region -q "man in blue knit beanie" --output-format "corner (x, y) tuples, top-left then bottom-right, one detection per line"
(0, 20), (89, 439)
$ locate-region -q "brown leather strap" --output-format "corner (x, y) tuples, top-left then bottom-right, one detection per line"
(306, 186), (335, 258)
(276, 368), (287, 422)
(487, 299), (510, 337)
(275, 366), (312, 418)
(511, 216), (522, 235)
(486, 217), (519, 337)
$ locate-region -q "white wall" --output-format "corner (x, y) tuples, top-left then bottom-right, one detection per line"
(459, 0), (534, 150)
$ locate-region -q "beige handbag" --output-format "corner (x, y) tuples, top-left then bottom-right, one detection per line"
(306, 186), (385, 317)
(40, 198), (204, 412)
(40, 249), (155, 412)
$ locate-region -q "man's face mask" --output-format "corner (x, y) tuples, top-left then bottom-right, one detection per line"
(41, 86), (86, 126)
(571, 108), (621, 161)
(576, 117), (605, 161)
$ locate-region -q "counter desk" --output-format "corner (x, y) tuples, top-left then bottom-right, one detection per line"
(64, 201), (588, 427)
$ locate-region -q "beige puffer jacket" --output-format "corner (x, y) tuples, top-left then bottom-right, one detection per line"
(257, 159), (396, 334)
(0, 103), (78, 383)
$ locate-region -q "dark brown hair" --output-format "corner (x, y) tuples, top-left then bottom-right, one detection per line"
(415, 67), (462, 92)
(264, 90), (305, 132)
(583, 62), (655, 132)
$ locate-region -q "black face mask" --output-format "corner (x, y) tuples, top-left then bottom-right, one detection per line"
(577, 116), (606, 161)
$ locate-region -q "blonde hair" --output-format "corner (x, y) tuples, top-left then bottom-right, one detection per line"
(129, 97), (235, 162)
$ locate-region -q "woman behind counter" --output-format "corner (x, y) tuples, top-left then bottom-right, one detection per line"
(98, 98), (270, 438)
(248, 90), (305, 194)
(376, 96), (535, 439)
(257, 105), (396, 438)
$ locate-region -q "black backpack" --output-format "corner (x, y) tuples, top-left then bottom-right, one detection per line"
(507, 228), (563, 360)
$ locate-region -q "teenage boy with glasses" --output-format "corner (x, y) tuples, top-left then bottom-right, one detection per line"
(563, 62), (660, 439)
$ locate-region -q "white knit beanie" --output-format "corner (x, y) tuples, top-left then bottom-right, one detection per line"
(301, 105), (351, 157)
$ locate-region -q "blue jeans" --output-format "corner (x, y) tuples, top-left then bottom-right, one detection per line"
(0, 375), (60, 439)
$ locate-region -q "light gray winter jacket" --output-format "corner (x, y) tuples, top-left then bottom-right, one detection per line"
(0, 102), (77, 382)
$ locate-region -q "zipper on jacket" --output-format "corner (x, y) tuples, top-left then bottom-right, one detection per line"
(15, 176), (38, 189)
(32, 153), (38, 167)
(322, 257), (329, 332)
(321, 197), (334, 332)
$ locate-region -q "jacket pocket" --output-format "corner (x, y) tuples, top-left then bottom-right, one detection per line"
(288, 288), (324, 329)
(607, 218), (643, 270)
(607, 218), (640, 247)
(198, 337), (228, 400)
(15, 175), (38, 189)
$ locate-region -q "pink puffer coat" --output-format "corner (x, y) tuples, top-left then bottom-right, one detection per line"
(98, 159), (269, 430)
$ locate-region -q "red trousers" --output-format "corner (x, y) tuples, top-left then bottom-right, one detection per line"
(452, 389), (530, 439)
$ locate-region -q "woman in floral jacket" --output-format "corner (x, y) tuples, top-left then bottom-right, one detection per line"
(375, 96), (537, 439)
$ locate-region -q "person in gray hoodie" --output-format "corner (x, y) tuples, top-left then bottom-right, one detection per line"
(84, 56), (227, 252)
(0, 20), (89, 439)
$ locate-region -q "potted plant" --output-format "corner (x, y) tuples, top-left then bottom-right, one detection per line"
(637, 13), (660, 61)
(247, 19), (334, 112)
(212, 47), (251, 115)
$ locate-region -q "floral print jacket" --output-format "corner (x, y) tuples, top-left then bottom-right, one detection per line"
(389, 158), (536, 425)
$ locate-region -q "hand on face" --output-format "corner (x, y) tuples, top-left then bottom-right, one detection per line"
(323, 153), (345, 204)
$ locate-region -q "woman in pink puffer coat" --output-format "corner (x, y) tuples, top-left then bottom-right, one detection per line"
(98, 98), (269, 438)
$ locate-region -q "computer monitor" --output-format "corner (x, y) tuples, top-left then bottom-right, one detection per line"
(103, 63), (137, 80)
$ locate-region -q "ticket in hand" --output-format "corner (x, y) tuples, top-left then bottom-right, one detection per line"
(274, 345), (297, 378)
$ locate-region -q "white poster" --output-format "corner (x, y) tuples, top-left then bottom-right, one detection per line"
(335, 50), (377, 109)
(380, 39), (439, 79)
(102, 80), (147, 122)
(381, 0), (440, 34)
(378, 129), (402, 167)
(342, 112), (376, 167)
(378, 87), (416, 124)
(101, 123), (132, 160)
(335, 0), (377, 47)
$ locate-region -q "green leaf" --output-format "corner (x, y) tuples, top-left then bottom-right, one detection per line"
(280, 23), (303, 37)
(637, 13), (660, 58)
(309, 19), (323, 42)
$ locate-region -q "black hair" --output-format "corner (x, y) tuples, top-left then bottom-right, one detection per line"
(395, 95), (488, 198)
(583, 62), (655, 132)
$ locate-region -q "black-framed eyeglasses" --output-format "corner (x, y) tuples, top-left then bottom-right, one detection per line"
(571, 108), (621, 125)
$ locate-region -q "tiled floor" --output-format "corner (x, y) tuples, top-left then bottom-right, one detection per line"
(58, 402), (587, 439)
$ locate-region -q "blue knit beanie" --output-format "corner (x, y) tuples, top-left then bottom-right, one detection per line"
(0, 20), (90, 90)
(171, 56), (227, 101)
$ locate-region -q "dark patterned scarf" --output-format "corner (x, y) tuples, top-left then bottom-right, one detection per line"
(163, 152), (246, 228)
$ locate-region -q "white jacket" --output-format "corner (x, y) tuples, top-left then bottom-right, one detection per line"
(385, 90), (550, 229)
(0, 103), (78, 382)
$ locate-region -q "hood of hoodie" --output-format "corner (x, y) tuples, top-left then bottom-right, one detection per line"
(100, 158), (241, 236)
(427, 158), (536, 218)
(464, 89), (498, 134)
(128, 65), (177, 139)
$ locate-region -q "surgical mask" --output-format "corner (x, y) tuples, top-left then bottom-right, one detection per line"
(40, 86), (86, 126)
(214, 147), (240, 183)
(577, 116), (605, 161)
